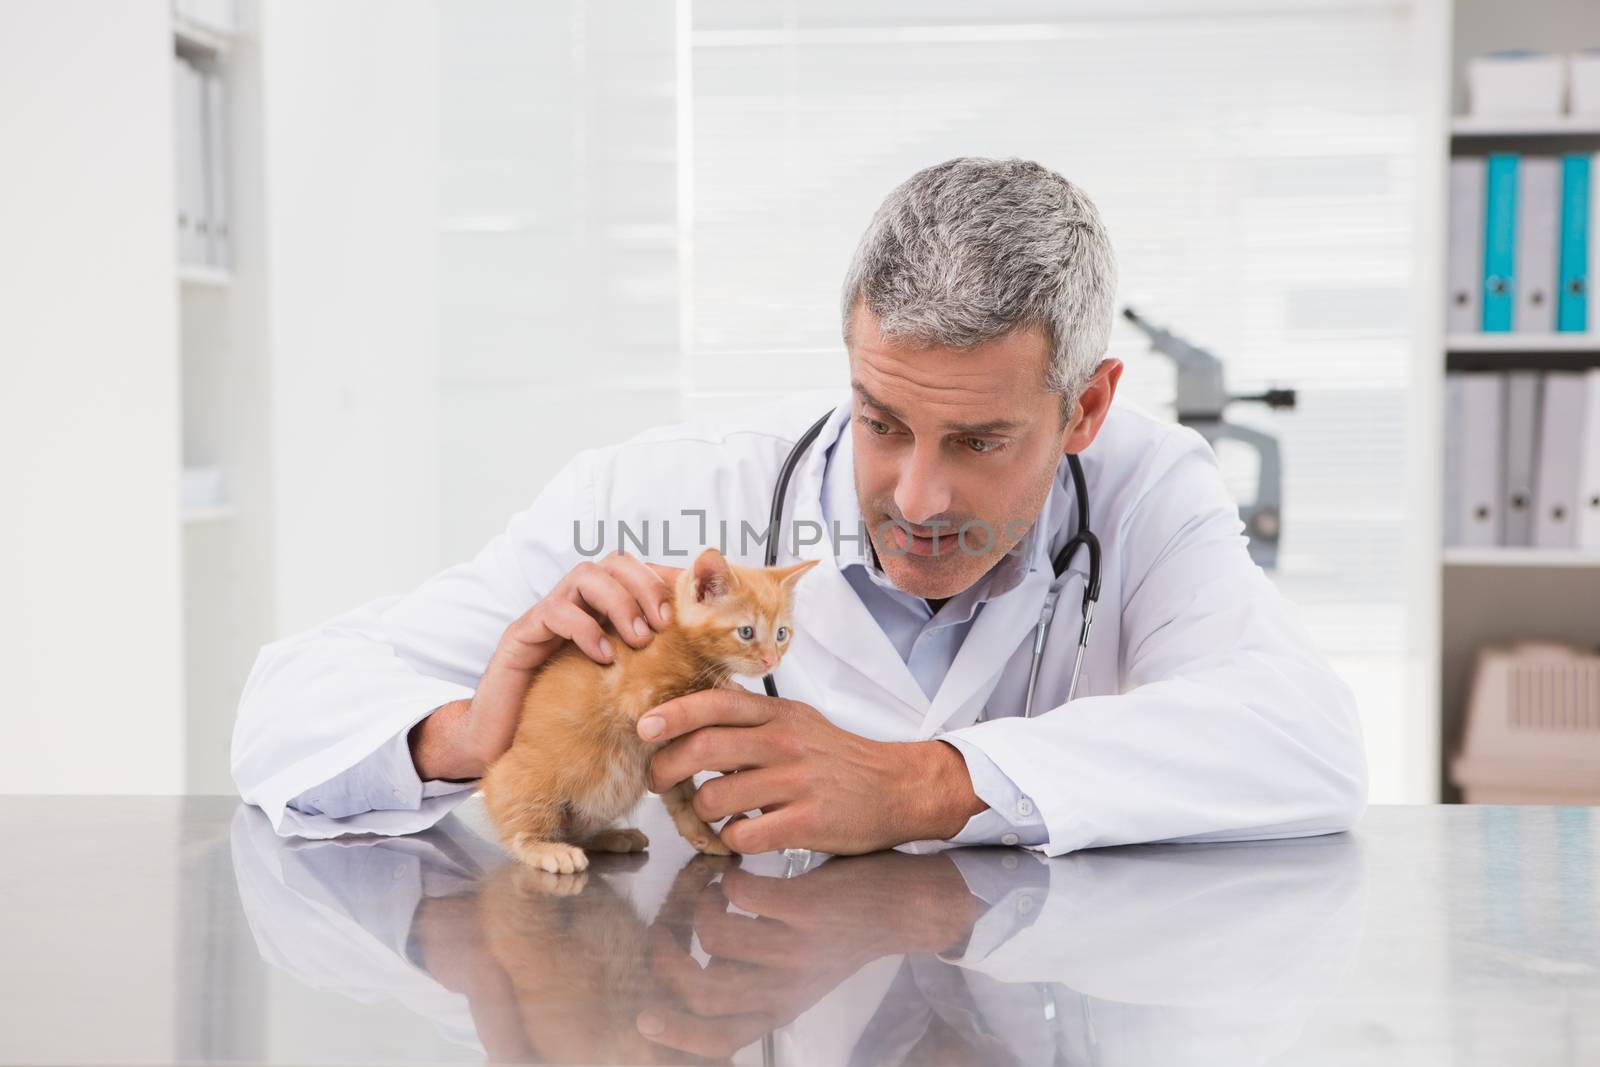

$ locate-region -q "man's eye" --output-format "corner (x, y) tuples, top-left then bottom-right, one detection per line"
(962, 437), (1002, 454)
(776, 626), (789, 642)
(861, 415), (893, 435)
(737, 625), (755, 640)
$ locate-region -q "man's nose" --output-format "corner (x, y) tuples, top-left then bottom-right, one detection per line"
(894, 444), (953, 525)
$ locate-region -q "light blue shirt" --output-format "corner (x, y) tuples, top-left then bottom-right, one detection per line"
(819, 425), (1056, 847)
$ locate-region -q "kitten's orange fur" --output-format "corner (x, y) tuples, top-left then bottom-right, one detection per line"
(482, 547), (816, 872)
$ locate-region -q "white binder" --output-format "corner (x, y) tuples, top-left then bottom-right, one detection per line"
(1533, 373), (1586, 548)
(1502, 371), (1542, 547)
(202, 70), (229, 269)
(1515, 156), (1560, 333)
(172, 57), (193, 261)
(1447, 157), (1486, 334)
(1459, 374), (1505, 548)
(1580, 368), (1600, 550)
(174, 59), (207, 265)
(1444, 375), (1466, 546)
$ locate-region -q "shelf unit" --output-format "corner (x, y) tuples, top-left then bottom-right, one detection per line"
(173, 16), (231, 57)
(173, 1), (276, 794)
(1438, 0), (1600, 802)
(1443, 547), (1600, 567)
(1451, 116), (1600, 136)
(1445, 333), (1600, 352)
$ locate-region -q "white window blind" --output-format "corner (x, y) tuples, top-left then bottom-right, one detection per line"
(686, 0), (1419, 627)
(435, 0), (1426, 800)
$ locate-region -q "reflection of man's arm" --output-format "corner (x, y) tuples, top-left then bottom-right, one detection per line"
(229, 804), (497, 1053)
(941, 834), (1368, 1066)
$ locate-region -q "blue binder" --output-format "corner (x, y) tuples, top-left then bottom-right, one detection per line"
(1483, 153), (1519, 332)
(1557, 154), (1590, 333)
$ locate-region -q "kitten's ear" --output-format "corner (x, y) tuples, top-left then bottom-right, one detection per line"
(775, 559), (819, 589)
(691, 547), (736, 603)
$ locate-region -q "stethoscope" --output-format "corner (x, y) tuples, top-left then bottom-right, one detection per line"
(761, 409), (1102, 717)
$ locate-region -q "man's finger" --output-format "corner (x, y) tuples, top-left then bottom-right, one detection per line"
(690, 767), (794, 824)
(601, 552), (676, 631)
(638, 688), (780, 744)
(691, 886), (811, 966)
(540, 599), (614, 663)
(717, 866), (826, 925)
(645, 561), (684, 587)
(634, 1002), (774, 1061)
(647, 726), (773, 793)
(496, 603), (565, 668)
(567, 562), (654, 649)
(646, 925), (777, 1018)
(719, 806), (806, 855)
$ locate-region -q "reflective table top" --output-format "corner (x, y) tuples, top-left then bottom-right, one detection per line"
(1, 797), (1597, 1065)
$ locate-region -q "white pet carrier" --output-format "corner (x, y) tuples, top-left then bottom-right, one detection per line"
(1451, 641), (1600, 804)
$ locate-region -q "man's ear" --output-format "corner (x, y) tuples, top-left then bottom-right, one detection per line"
(1061, 358), (1124, 455)
(691, 547), (736, 603)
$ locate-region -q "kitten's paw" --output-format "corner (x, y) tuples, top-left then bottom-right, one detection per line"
(691, 833), (733, 856)
(511, 837), (590, 874)
(512, 866), (589, 897)
(586, 827), (650, 853)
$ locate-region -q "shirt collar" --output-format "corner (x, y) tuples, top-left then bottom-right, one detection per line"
(819, 420), (1075, 605)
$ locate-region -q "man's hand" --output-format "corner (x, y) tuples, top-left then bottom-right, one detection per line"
(637, 854), (979, 1058)
(410, 552), (682, 781)
(638, 689), (987, 854)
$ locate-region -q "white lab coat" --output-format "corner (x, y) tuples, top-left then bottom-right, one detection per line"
(232, 391), (1368, 854)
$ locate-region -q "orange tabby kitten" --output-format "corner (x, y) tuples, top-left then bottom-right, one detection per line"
(482, 547), (816, 873)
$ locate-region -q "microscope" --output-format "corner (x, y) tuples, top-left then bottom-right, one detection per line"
(1121, 307), (1296, 570)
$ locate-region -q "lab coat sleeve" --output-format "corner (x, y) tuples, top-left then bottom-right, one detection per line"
(231, 451), (598, 839)
(942, 429), (1368, 856)
(940, 738), (1049, 847)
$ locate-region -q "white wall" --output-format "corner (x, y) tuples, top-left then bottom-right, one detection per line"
(435, 0), (685, 564)
(258, 2), (443, 635)
(0, 3), (185, 793)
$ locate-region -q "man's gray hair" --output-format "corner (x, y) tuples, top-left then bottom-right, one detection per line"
(840, 157), (1117, 401)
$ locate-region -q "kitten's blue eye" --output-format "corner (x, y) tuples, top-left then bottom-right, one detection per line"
(776, 626), (789, 642)
(737, 625), (755, 640)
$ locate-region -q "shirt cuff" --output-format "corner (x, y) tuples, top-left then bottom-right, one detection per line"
(289, 720), (479, 820)
(940, 737), (1049, 848)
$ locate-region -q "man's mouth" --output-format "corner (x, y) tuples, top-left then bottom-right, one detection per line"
(884, 522), (958, 559)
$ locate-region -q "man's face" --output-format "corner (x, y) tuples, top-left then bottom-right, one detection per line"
(846, 304), (1081, 600)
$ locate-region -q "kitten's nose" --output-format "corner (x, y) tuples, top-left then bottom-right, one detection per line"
(761, 653), (777, 671)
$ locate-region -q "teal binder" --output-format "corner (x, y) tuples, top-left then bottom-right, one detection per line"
(1483, 153), (1519, 332)
(1558, 154), (1590, 332)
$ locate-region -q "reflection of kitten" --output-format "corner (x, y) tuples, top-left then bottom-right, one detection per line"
(476, 864), (682, 1065)
(482, 547), (815, 873)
